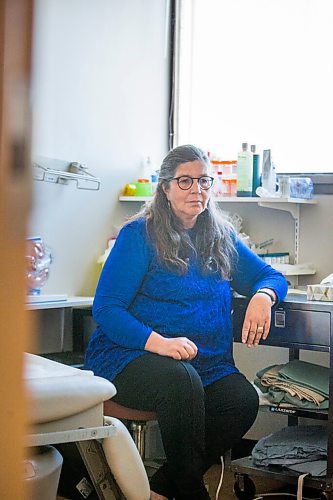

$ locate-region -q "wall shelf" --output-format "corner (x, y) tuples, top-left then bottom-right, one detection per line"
(272, 263), (316, 277)
(119, 195), (317, 207)
(119, 196), (153, 201)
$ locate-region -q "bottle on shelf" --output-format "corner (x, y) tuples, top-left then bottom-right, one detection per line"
(142, 156), (152, 181)
(213, 168), (224, 197)
(237, 142), (253, 197)
(210, 155), (221, 179)
(135, 155), (154, 196)
(261, 149), (277, 196)
(251, 144), (261, 196)
(122, 183), (136, 195)
(151, 172), (159, 193)
(230, 161), (237, 196)
(97, 236), (117, 271)
(220, 161), (233, 196)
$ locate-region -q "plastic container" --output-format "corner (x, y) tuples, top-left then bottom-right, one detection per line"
(123, 183), (136, 196)
(135, 179), (152, 196)
(143, 156), (153, 180)
(151, 173), (158, 193)
(97, 237), (117, 271)
(229, 161), (237, 196)
(26, 237), (52, 295)
(210, 159), (221, 178)
(213, 171), (224, 197)
(218, 160), (237, 196)
(257, 252), (290, 264)
(220, 161), (233, 196)
(289, 177), (313, 200)
(277, 176), (290, 197)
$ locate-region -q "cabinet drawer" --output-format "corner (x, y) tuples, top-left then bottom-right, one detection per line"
(233, 298), (332, 349)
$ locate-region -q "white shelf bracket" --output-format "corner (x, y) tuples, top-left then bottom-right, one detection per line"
(258, 201), (300, 266)
(258, 201), (299, 219)
(294, 208), (300, 266)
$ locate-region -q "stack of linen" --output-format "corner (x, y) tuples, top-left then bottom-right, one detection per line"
(254, 359), (329, 410)
(252, 425), (327, 477)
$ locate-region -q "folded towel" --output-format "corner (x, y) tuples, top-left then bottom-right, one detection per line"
(255, 360), (329, 409)
(252, 425), (327, 477)
(279, 360), (329, 398)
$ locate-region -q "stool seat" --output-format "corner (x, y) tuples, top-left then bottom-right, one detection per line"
(104, 400), (157, 459)
(104, 400), (156, 422)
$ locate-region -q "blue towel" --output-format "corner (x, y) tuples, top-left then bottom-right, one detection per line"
(252, 425), (327, 477)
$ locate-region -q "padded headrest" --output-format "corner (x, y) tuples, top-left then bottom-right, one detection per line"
(24, 353), (116, 424)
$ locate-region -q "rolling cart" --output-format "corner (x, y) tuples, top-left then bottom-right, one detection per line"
(231, 294), (333, 499)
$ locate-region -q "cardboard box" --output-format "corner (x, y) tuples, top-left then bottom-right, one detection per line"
(307, 284), (333, 302)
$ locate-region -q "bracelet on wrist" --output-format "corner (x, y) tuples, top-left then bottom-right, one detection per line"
(256, 289), (276, 306)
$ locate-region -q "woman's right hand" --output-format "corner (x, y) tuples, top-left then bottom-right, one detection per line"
(145, 331), (198, 360)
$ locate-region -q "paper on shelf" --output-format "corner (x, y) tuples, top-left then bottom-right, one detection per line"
(307, 281), (333, 302)
(26, 294), (68, 304)
(321, 273), (333, 285)
(273, 263), (316, 275)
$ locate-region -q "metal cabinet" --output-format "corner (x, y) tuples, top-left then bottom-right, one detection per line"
(231, 294), (333, 498)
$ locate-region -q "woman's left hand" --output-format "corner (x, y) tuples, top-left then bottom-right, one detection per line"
(241, 293), (273, 347)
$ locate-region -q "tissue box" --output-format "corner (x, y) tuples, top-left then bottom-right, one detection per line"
(307, 284), (333, 302)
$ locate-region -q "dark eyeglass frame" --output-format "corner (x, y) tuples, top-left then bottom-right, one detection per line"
(171, 175), (214, 191)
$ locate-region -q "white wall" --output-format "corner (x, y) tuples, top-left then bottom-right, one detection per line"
(30, 0), (170, 295)
(30, 1), (333, 297)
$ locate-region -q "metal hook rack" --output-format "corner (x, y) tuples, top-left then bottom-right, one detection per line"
(33, 158), (101, 191)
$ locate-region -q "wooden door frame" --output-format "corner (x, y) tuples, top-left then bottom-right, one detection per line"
(0, 0), (33, 498)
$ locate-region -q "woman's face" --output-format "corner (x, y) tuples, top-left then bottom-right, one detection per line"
(163, 160), (212, 228)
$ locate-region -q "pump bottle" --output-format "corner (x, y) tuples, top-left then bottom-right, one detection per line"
(251, 145), (260, 196)
(237, 143), (253, 197)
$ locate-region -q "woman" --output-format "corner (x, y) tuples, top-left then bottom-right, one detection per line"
(85, 145), (288, 499)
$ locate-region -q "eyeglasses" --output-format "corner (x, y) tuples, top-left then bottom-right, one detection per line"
(171, 175), (214, 191)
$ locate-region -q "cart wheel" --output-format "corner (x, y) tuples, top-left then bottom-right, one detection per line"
(320, 493), (333, 500)
(233, 473), (256, 499)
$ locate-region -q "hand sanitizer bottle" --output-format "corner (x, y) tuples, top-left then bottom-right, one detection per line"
(143, 156), (152, 181)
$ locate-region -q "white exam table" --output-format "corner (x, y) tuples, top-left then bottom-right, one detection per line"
(24, 353), (150, 500)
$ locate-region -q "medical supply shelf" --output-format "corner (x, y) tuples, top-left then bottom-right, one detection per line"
(231, 294), (333, 499)
(119, 196), (317, 281)
(119, 196), (317, 205)
(257, 404), (328, 421)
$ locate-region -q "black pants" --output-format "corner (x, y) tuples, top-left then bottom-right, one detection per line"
(113, 353), (259, 499)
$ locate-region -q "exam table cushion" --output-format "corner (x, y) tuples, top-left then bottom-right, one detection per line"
(25, 353), (116, 424)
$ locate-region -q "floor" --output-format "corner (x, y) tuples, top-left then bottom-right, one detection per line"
(205, 464), (290, 499)
(205, 464), (330, 499)
(57, 463), (326, 499)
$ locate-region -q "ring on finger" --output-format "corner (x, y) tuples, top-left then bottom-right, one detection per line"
(257, 326), (264, 333)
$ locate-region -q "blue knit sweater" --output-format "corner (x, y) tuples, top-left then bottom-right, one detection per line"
(84, 219), (288, 386)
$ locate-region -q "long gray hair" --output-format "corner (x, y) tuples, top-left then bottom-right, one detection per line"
(130, 145), (236, 278)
